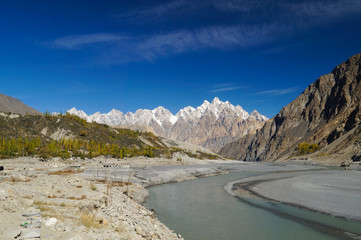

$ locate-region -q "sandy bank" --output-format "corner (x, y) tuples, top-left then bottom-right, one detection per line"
(229, 170), (361, 221)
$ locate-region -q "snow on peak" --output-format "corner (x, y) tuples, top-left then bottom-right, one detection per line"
(249, 110), (268, 121)
(212, 97), (221, 105)
(67, 98), (267, 129)
(68, 107), (78, 112)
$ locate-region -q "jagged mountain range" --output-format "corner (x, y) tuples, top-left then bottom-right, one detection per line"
(68, 97), (268, 151)
(219, 53), (361, 164)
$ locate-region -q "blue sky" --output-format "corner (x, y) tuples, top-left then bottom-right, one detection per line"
(1, 0), (361, 118)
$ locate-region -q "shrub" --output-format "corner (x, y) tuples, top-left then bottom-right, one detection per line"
(79, 130), (88, 137)
(39, 146), (51, 160)
(297, 142), (319, 155)
(80, 212), (100, 228)
(60, 149), (71, 159)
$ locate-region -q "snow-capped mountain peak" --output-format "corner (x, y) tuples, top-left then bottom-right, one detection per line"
(67, 97), (267, 128)
(66, 98), (267, 150)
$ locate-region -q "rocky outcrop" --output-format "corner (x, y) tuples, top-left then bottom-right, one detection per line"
(219, 53), (361, 162)
(0, 92), (42, 115)
(68, 98), (268, 151)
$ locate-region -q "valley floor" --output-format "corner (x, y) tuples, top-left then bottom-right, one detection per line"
(0, 155), (232, 240)
(1, 155), (360, 239)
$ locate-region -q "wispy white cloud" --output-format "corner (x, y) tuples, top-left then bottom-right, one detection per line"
(255, 87), (299, 96)
(47, 0), (361, 64)
(50, 33), (125, 49)
(210, 86), (245, 93)
(129, 24), (283, 61)
(50, 23), (283, 63)
(212, 0), (361, 26)
(283, 0), (361, 20)
(212, 0), (268, 12)
(115, 0), (187, 22)
(212, 0), (361, 18)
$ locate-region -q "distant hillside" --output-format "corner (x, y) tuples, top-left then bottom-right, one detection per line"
(0, 92), (42, 115)
(0, 112), (219, 160)
(219, 53), (361, 165)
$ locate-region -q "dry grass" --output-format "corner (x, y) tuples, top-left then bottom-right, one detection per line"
(90, 182), (97, 191)
(39, 205), (52, 212)
(66, 195), (86, 200)
(76, 185), (83, 188)
(9, 176), (30, 182)
(80, 212), (100, 228)
(48, 168), (84, 175)
(33, 200), (46, 205)
(47, 194), (57, 198)
(33, 201), (52, 212)
(94, 180), (133, 187)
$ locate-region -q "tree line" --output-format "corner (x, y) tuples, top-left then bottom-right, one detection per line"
(0, 137), (154, 160)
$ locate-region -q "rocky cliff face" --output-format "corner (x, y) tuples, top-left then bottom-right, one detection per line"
(219, 53), (361, 162)
(0, 93), (42, 115)
(68, 98), (267, 151)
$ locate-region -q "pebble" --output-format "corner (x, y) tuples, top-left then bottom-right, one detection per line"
(45, 218), (57, 227)
(21, 229), (41, 239)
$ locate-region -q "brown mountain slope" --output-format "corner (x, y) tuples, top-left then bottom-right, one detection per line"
(0, 112), (219, 160)
(0, 92), (42, 115)
(219, 53), (361, 164)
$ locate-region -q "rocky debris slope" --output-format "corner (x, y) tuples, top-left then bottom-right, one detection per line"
(219, 53), (361, 164)
(0, 157), (183, 240)
(68, 98), (267, 151)
(0, 92), (42, 115)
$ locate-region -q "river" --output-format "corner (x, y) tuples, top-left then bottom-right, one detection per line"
(144, 171), (361, 240)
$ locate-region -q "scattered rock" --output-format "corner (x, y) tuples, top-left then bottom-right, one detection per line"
(352, 154), (361, 162)
(67, 236), (84, 240)
(21, 229), (41, 239)
(45, 218), (57, 227)
(340, 162), (351, 167)
(0, 189), (7, 201)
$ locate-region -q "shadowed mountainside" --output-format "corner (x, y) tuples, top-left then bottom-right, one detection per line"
(219, 53), (361, 164)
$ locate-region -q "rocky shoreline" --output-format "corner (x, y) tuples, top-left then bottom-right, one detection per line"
(0, 156), (231, 239)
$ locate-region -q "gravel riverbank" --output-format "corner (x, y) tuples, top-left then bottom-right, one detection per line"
(228, 169), (361, 221)
(2, 155), (356, 239)
(0, 156), (233, 239)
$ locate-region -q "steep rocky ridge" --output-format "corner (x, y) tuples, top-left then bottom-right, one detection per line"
(219, 53), (361, 164)
(68, 98), (267, 151)
(0, 92), (41, 115)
